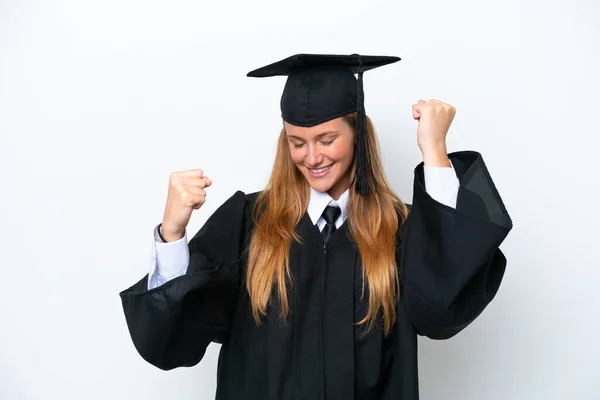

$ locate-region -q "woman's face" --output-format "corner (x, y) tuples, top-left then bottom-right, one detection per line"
(284, 116), (355, 200)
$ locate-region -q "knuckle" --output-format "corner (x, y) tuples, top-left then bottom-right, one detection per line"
(175, 183), (186, 194)
(180, 189), (189, 201)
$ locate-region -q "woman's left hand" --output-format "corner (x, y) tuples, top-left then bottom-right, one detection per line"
(412, 99), (456, 166)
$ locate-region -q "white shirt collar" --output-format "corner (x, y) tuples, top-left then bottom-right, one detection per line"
(307, 187), (349, 225)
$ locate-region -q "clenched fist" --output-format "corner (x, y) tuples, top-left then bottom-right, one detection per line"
(161, 169), (212, 242)
(412, 99), (456, 167)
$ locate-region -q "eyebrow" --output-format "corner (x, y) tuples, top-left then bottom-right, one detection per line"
(286, 130), (340, 140)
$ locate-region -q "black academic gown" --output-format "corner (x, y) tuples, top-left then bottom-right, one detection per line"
(119, 151), (512, 400)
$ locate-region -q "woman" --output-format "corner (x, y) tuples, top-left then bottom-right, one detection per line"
(120, 54), (513, 400)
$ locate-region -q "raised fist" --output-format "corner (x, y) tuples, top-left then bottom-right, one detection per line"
(161, 169), (212, 242)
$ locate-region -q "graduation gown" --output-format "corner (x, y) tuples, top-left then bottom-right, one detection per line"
(119, 150), (512, 400)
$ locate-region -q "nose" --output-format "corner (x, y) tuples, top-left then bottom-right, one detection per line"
(305, 144), (324, 167)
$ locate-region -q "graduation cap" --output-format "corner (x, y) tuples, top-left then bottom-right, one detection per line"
(247, 53), (401, 196)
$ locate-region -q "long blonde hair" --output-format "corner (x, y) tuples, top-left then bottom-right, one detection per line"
(246, 113), (409, 335)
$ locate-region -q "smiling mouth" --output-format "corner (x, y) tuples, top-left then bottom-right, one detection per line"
(307, 164), (333, 174)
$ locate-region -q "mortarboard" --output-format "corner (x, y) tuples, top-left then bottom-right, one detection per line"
(247, 53), (401, 196)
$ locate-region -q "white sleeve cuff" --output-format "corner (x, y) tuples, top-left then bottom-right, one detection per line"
(147, 224), (190, 290)
(423, 161), (460, 209)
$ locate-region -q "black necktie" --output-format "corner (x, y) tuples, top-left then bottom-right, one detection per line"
(321, 206), (341, 244)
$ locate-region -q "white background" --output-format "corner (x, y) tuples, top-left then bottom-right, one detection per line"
(1, 0), (599, 399)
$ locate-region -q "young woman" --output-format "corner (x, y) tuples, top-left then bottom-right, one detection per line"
(120, 54), (512, 400)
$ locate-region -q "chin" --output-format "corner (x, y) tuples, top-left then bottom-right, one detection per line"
(300, 172), (330, 192)
(308, 174), (341, 194)
(309, 181), (333, 193)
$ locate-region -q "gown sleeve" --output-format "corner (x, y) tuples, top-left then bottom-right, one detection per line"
(400, 151), (513, 340)
(119, 190), (252, 370)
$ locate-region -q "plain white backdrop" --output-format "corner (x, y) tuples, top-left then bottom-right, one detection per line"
(1, 0), (599, 399)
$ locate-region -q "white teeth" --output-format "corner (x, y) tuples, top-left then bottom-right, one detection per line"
(309, 165), (331, 173)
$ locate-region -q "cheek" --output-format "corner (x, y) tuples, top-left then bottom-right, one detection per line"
(289, 147), (304, 165)
(329, 141), (354, 163)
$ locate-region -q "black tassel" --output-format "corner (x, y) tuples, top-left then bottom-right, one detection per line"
(354, 55), (376, 197)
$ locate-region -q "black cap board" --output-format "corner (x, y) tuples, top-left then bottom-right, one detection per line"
(247, 53), (401, 196)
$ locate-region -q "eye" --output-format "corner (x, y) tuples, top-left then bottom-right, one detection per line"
(321, 139), (334, 146)
(293, 143), (304, 149)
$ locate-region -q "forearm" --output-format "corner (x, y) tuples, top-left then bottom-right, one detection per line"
(421, 143), (451, 168)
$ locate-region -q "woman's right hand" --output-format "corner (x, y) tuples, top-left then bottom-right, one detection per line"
(161, 169), (212, 242)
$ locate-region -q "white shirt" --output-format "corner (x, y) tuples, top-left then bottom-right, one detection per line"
(148, 164), (460, 290)
(307, 187), (349, 231)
